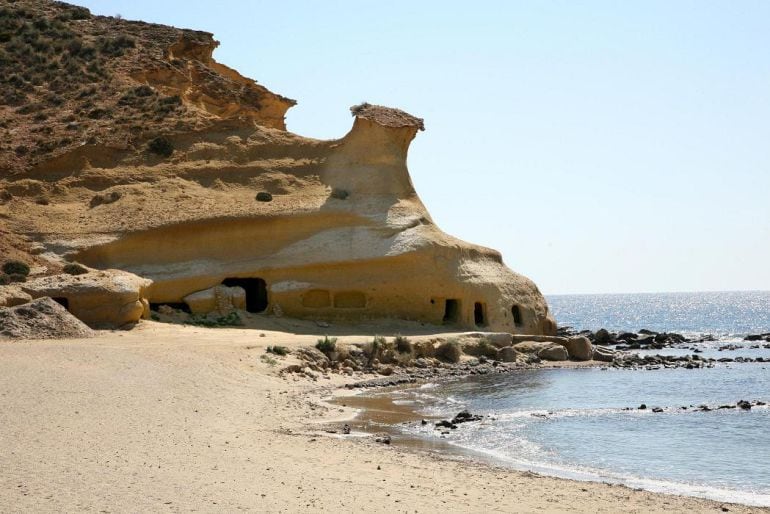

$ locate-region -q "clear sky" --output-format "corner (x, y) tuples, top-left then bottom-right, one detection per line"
(73, 1), (770, 294)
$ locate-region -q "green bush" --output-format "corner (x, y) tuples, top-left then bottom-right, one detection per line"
(147, 136), (173, 157)
(465, 338), (498, 359)
(266, 345), (289, 356)
(97, 35), (135, 57)
(0, 274), (10, 285)
(395, 335), (412, 354)
(435, 339), (462, 363)
(62, 262), (88, 275)
(2, 260), (30, 276)
(315, 335), (337, 354)
(7, 273), (27, 283)
(186, 311), (242, 328)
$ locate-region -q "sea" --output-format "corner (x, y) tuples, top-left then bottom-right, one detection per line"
(370, 291), (770, 506)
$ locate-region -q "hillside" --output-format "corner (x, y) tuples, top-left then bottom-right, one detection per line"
(0, 0), (556, 335)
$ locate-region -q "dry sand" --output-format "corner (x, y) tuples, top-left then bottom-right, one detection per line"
(0, 321), (765, 513)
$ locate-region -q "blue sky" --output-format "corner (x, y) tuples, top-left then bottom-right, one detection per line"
(73, 1), (770, 294)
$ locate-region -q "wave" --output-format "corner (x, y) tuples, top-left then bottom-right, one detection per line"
(441, 438), (770, 507)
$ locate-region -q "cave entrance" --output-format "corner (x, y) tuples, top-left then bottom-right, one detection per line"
(222, 278), (267, 313)
(512, 305), (523, 326)
(443, 299), (460, 324)
(474, 302), (486, 326)
(52, 297), (69, 310)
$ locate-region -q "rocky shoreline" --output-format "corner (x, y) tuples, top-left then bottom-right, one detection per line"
(276, 327), (767, 389)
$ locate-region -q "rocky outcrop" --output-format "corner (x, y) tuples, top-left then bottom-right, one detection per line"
(0, 297), (95, 340)
(183, 285), (246, 315)
(0, 3), (556, 334)
(537, 345), (569, 361)
(558, 336), (593, 361)
(0, 286), (32, 308)
(21, 270), (150, 329)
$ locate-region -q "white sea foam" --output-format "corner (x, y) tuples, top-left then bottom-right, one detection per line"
(442, 440), (770, 507)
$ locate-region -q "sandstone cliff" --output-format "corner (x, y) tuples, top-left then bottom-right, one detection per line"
(0, 1), (556, 334)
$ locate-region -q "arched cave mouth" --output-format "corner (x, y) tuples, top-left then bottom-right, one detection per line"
(222, 278), (268, 313)
(52, 297), (69, 310)
(474, 302), (487, 327)
(443, 299), (460, 324)
(512, 305), (523, 326)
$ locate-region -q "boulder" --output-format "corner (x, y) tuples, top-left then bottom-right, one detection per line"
(594, 328), (612, 345)
(0, 285), (32, 307)
(484, 332), (513, 348)
(537, 344), (568, 361)
(0, 297), (94, 340)
(560, 336), (593, 361)
(496, 346), (521, 363)
(635, 334), (655, 346)
(183, 285), (246, 315)
(592, 346), (616, 362)
(22, 269), (150, 329)
(512, 341), (554, 354)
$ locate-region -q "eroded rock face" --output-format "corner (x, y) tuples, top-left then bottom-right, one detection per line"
(0, 286), (32, 308)
(0, 4), (556, 334)
(0, 297), (95, 340)
(183, 285), (246, 315)
(21, 270), (150, 329)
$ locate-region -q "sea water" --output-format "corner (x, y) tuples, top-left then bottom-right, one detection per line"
(387, 291), (770, 506)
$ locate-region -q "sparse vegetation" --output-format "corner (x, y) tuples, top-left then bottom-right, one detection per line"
(315, 335), (337, 354)
(266, 345), (289, 356)
(62, 262), (88, 275)
(435, 339), (462, 363)
(395, 335), (412, 354)
(97, 35), (135, 57)
(0, 275), (10, 285)
(2, 260), (30, 277)
(7, 273), (28, 283)
(186, 311), (242, 327)
(464, 338), (498, 359)
(260, 354), (278, 367)
(147, 136), (174, 157)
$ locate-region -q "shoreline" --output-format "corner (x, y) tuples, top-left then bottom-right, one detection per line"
(324, 372), (770, 508)
(1, 321), (767, 512)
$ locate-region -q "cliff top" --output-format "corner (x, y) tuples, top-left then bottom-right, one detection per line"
(0, 0), (294, 175)
(350, 103), (425, 131)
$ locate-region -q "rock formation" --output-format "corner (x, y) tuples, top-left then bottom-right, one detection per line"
(0, 1), (556, 334)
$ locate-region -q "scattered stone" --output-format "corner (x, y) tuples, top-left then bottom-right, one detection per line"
(537, 344), (569, 361)
(89, 190), (122, 208)
(496, 346), (520, 363)
(737, 400), (752, 410)
(638, 404), (647, 410)
(594, 328), (612, 345)
(592, 346), (615, 362)
(451, 410), (483, 424)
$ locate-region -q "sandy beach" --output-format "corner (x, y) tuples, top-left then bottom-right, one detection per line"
(0, 321), (765, 513)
